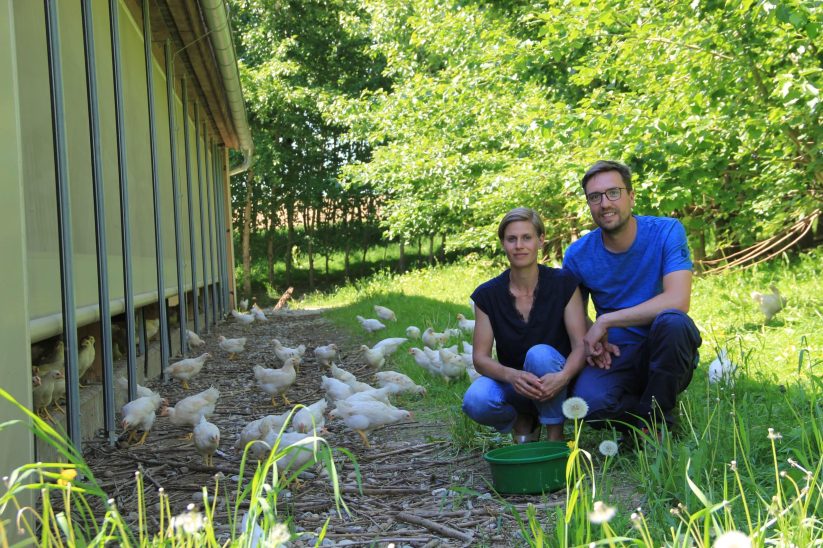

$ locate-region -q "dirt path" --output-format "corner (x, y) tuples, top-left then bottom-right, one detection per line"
(84, 309), (563, 546)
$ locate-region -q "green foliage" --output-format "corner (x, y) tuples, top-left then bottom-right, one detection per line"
(322, 0), (822, 256)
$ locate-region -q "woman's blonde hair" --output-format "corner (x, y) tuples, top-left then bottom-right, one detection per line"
(497, 207), (545, 241)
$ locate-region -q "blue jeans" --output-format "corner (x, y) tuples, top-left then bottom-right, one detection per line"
(571, 309), (702, 428)
(461, 344), (567, 433)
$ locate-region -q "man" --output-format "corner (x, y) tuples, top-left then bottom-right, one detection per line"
(562, 160), (702, 431)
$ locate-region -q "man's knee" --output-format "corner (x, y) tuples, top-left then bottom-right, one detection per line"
(651, 309), (701, 345)
(571, 381), (623, 418)
(524, 344), (565, 375)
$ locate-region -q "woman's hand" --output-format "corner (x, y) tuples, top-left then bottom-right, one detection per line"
(509, 369), (543, 400)
(538, 372), (569, 401)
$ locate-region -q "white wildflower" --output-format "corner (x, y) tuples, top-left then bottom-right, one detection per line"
(588, 500), (616, 524)
(713, 530), (752, 548)
(767, 428), (782, 440)
(561, 397), (589, 420)
(598, 440), (619, 457)
(171, 503), (205, 535)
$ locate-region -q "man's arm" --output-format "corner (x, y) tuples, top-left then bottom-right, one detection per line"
(584, 270), (691, 366)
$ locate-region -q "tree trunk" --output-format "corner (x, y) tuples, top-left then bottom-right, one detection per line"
(302, 205), (315, 292)
(267, 217), (275, 286)
(398, 240), (406, 273)
(428, 234), (434, 265)
(285, 197), (295, 286)
(417, 238), (422, 259)
(359, 203), (368, 271)
(241, 169), (253, 296)
(439, 233), (446, 262)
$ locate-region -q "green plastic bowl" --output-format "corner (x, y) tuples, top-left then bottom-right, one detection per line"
(484, 441), (570, 494)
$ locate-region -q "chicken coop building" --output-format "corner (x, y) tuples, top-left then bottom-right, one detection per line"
(0, 0), (252, 489)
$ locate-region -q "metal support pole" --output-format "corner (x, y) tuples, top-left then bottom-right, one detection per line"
(81, 0), (116, 444)
(108, 0), (137, 403)
(195, 104), (210, 330)
(182, 78), (200, 335)
(44, 0), (81, 448)
(221, 150), (231, 313)
(164, 41), (187, 358)
(205, 138), (218, 325)
(214, 147), (228, 313)
(142, 0), (170, 378)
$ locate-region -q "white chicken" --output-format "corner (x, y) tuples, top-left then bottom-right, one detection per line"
(466, 365), (481, 382)
(751, 285), (786, 322)
(375, 371), (426, 396)
(373, 337), (408, 356)
(360, 344), (386, 369)
(373, 305), (397, 322)
(406, 326), (421, 339)
(456, 314), (475, 334)
(162, 387), (220, 432)
(167, 353), (210, 389)
(439, 349), (468, 382)
(341, 385), (398, 406)
(332, 399), (412, 448)
(708, 348), (736, 385)
(321, 375), (355, 404)
(330, 363), (357, 384)
(462, 341), (473, 355)
(409, 347), (438, 375)
(117, 376), (156, 399)
(293, 399), (328, 434)
(249, 431), (319, 473)
(272, 339), (307, 363)
(218, 335), (247, 359)
(356, 315), (386, 333)
(121, 393), (165, 445)
(422, 328), (449, 349)
(239, 298), (249, 311)
(234, 413), (290, 450)
(254, 358), (298, 406)
(251, 304), (268, 321)
(186, 330), (205, 348)
(193, 416), (220, 467)
(231, 309), (255, 325)
(78, 336), (96, 383)
(313, 344), (338, 367)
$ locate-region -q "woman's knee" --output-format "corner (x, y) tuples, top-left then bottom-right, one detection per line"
(524, 344), (565, 375)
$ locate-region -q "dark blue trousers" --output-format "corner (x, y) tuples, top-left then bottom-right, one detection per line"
(570, 309), (702, 428)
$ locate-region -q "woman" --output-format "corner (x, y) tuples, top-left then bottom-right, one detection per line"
(462, 207), (587, 442)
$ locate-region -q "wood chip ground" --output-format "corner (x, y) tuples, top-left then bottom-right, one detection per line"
(83, 309), (565, 546)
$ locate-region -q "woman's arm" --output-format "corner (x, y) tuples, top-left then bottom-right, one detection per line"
(472, 307), (543, 399)
(537, 287), (588, 400)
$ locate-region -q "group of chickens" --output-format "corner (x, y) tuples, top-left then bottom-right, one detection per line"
(115, 300), (479, 472)
(356, 305), (480, 384)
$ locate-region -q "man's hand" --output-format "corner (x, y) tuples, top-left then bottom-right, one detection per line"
(538, 372), (568, 401)
(510, 370), (543, 399)
(583, 320), (620, 369)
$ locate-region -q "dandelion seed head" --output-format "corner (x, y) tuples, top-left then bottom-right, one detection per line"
(562, 397), (589, 419)
(767, 428), (782, 440)
(630, 512), (639, 521)
(158, 487), (164, 494)
(598, 439), (618, 457)
(588, 501), (616, 524)
(729, 460), (737, 471)
(712, 530), (752, 548)
(171, 506), (205, 536)
(670, 507), (679, 515)
(779, 470), (787, 478)
(264, 523), (290, 546)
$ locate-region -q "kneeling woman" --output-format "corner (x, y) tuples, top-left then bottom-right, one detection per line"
(462, 207), (587, 442)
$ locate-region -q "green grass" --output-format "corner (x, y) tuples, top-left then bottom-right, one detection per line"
(298, 247), (823, 545)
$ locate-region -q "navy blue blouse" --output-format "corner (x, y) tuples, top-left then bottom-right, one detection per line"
(471, 265), (579, 370)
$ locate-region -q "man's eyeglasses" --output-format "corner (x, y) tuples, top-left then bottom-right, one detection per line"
(586, 187), (628, 205)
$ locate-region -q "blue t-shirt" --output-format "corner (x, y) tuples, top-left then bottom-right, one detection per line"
(471, 265), (579, 370)
(562, 215), (692, 345)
